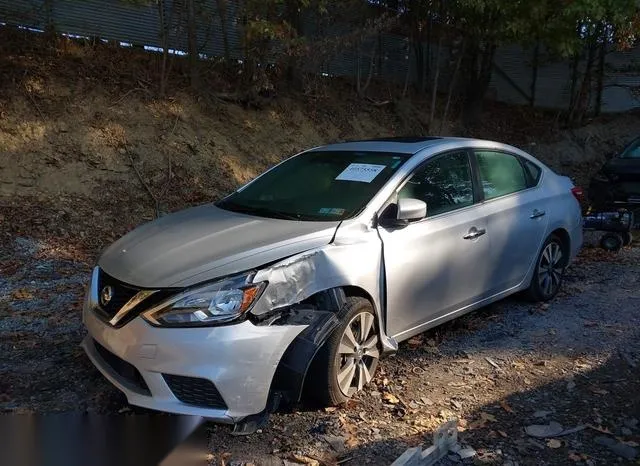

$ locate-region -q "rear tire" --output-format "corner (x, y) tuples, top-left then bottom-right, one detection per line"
(308, 297), (380, 406)
(600, 232), (624, 252)
(525, 234), (566, 302)
(622, 231), (633, 247)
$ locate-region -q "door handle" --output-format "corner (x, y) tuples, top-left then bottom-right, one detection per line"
(530, 209), (546, 219)
(463, 228), (486, 240)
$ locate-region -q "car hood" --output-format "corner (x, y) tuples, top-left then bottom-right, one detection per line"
(98, 204), (339, 288)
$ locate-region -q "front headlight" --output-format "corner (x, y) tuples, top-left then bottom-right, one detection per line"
(142, 272), (265, 327)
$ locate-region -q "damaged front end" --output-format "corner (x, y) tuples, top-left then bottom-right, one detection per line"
(232, 225), (395, 434)
(231, 291), (344, 435)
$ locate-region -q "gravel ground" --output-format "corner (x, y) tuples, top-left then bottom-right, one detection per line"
(1, 232), (639, 465)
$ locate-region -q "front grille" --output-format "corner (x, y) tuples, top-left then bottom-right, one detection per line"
(94, 269), (176, 327)
(163, 374), (228, 410)
(96, 270), (141, 320)
(93, 339), (150, 395)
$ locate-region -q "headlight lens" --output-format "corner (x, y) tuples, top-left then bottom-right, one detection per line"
(142, 273), (265, 326)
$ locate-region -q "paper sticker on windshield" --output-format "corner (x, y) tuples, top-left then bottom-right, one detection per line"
(335, 163), (386, 183)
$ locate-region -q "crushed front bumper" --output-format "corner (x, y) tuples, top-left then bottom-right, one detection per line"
(82, 304), (305, 423)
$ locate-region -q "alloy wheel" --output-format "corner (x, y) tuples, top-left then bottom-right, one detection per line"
(335, 311), (380, 397)
(538, 241), (564, 297)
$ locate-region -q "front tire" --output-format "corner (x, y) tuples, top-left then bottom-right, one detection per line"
(525, 234), (566, 301)
(309, 297), (380, 406)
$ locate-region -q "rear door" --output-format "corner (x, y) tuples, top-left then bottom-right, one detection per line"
(472, 150), (549, 293)
(377, 150), (491, 340)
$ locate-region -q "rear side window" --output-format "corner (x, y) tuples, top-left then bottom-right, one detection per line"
(475, 150), (528, 200)
(523, 159), (542, 186)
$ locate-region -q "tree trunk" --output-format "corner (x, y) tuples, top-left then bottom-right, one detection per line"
(413, 39), (425, 94)
(530, 40), (540, 107)
(462, 42), (496, 127)
(440, 40), (464, 134)
(428, 35), (443, 130)
(158, 0), (169, 96)
(284, 0), (304, 89)
(43, 0), (55, 42)
(569, 41), (596, 126)
(357, 42), (377, 97)
(595, 27), (606, 116)
(217, 0), (231, 62)
(186, 0), (199, 90)
(403, 44), (412, 98)
(568, 53), (579, 111)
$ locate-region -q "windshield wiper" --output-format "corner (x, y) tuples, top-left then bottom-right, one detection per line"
(217, 201), (306, 221)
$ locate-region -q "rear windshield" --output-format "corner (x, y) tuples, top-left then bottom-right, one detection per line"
(217, 151), (409, 221)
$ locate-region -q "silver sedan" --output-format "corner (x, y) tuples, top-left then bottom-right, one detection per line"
(81, 137), (583, 433)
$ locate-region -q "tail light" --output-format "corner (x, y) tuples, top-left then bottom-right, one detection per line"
(571, 186), (584, 203)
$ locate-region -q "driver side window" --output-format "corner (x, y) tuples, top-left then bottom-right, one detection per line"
(398, 151), (474, 217)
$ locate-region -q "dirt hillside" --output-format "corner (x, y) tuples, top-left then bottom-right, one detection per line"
(1, 34), (639, 231)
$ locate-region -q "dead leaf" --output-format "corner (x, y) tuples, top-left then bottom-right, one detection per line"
(547, 439), (563, 449)
(498, 430), (508, 438)
(220, 452), (232, 466)
(481, 412), (497, 423)
(590, 387), (609, 395)
(468, 412), (497, 429)
(12, 288), (33, 300)
(407, 336), (423, 348)
(575, 362), (593, 370)
(345, 436), (359, 448)
(324, 407), (338, 413)
(568, 452), (584, 462)
(500, 400), (515, 414)
(382, 377), (389, 387)
(458, 418), (468, 431)
(291, 454), (320, 466)
(382, 392), (400, 404)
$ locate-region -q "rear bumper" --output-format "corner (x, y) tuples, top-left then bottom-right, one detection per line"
(82, 304), (305, 423)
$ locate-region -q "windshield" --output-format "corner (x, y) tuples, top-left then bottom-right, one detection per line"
(217, 150), (410, 221)
(620, 138), (640, 159)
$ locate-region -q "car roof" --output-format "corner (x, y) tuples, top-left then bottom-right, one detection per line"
(311, 137), (477, 155)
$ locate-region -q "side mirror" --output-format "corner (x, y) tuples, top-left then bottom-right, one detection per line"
(397, 198), (427, 222)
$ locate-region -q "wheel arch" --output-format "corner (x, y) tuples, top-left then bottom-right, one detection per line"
(261, 285), (385, 415)
(549, 227), (571, 266)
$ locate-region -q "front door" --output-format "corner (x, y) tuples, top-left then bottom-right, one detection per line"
(378, 150), (491, 340)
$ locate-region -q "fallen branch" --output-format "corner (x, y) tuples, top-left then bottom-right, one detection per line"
(23, 88), (46, 120)
(158, 157), (172, 202)
(125, 148), (159, 218)
(366, 97), (392, 106)
(167, 113), (180, 140)
(110, 87), (150, 108)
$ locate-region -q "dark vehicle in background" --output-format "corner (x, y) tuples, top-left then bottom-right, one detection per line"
(589, 137), (640, 217)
